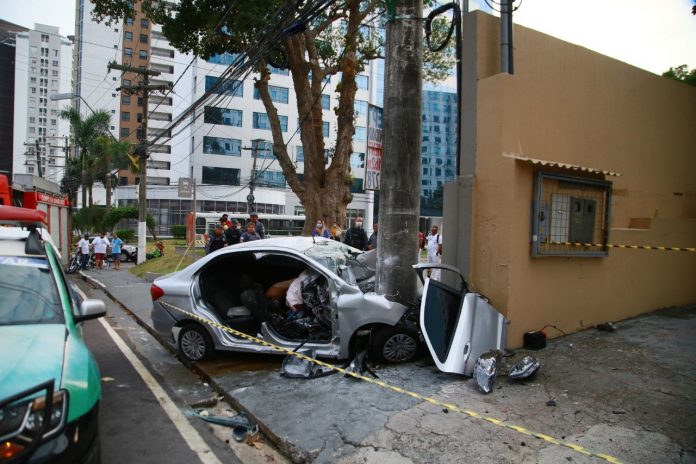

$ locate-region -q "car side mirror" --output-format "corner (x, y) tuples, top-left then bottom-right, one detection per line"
(75, 299), (106, 323)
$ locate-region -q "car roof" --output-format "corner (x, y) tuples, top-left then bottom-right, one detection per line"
(0, 226), (58, 258)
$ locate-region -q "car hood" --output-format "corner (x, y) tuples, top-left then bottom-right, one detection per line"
(0, 325), (66, 400)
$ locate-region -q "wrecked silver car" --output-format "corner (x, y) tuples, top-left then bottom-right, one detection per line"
(150, 237), (420, 363)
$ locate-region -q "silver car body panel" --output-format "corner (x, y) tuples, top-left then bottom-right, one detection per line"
(418, 267), (508, 376)
(152, 237), (407, 360)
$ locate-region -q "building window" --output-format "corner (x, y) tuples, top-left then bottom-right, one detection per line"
(254, 141), (274, 159)
(121, 128), (129, 137)
(139, 50), (147, 59)
(122, 95), (131, 104)
(356, 75), (369, 90)
(350, 152), (365, 169)
(204, 76), (243, 97)
(203, 136), (241, 156)
(354, 126), (366, 141)
(125, 31), (133, 41)
(124, 48), (133, 56)
(122, 112), (130, 121)
(126, 17), (134, 25)
(253, 112), (287, 132)
(321, 94), (330, 110)
(204, 106), (242, 126)
(354, 100), (368, 117)
(124, 79), (131, 86)
(140, 34), (148, 43)
(296, 146), (304, 162)
(253, 85), (289, 104)
(531, 172), (612, 257)
(206, 52), (239, 65)
(256, 170), (286, 189)
(141, 18), (148, 28)
(323, 121), (329, 138)
(41, 34), (49, 42)
(202, 166), (240, 186)
(269, 65), (289, 75)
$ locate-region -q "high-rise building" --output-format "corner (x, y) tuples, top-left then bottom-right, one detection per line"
(73, 0), (187, 200)
(10, 24), (72, 185)
(420, 89), (457, 217)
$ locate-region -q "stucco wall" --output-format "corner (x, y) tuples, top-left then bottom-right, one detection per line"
(456, 12), (696, 346)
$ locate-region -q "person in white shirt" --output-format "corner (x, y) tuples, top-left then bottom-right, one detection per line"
(76, 234), (90, 269)
(92, 232), (111, 270)
(425, 225), (443, 281)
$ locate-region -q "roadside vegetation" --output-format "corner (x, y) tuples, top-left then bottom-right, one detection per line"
(129, 238), (203, 279)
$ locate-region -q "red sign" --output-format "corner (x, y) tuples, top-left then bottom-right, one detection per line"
(37, 192), (69, 207)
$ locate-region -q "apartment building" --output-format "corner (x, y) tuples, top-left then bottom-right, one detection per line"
(73, 0), (186, 204)
(11, 24), (72, 184)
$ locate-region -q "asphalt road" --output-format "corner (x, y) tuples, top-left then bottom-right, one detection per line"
(76, 281), (245, 464)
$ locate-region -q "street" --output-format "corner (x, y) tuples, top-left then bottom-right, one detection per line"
(73, 278), (285, 464)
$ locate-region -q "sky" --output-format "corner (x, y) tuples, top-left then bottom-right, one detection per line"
(1, 0), (695, 77)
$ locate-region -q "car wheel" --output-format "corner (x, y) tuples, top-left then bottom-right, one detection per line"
(178, 324), (215, 361)
(120, 251), (129, 262)
(369, 326), (420, 363)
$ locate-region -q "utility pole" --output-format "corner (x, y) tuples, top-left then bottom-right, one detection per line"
(375, 0), (423, 305)
(107, 61), (170, 264)
(244, 139), (264, 213)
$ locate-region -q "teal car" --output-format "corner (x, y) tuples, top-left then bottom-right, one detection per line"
(0, 207), (105, 463)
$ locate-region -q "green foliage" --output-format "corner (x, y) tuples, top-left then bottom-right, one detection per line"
(115, 229), (135, 243)
(101, 206), (157, 239)
(171, 225), (187, 239)
(72, 206), (107, 235)
(662, 65), (696, 87)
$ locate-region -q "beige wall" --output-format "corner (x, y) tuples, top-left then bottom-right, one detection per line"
(451, 12), (696, 346)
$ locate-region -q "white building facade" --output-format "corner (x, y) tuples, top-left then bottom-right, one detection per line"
(12, 24), (72, 184)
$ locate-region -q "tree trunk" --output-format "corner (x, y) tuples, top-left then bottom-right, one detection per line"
(88, 184), (93, 207)
(105, 176), (112, 212)
(375, 0), (423, 306)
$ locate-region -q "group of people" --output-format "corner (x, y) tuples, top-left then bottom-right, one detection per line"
(207, 212), (266, 254)
(310, 220), (344, 241)
(75, 231), (124, 270)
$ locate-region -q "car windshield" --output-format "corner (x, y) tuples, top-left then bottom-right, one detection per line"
(0, 257), (64, 325)
(302, 240), (375, 285)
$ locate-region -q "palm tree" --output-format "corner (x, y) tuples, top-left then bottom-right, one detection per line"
(59, 108), (111, 207)
(91, 135), (133, 210)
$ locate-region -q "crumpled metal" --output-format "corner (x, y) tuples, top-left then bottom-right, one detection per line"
(474, 350), (500, 394)
(508, 356), (541, 379)
(281, 349), (337, 379)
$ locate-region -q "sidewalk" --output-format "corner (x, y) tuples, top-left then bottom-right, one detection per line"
(80, 266), (696, 464)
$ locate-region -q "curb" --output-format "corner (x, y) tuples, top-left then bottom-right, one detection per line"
(76, 271), (309, 463)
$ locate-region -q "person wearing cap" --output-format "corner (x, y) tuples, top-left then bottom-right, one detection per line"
(249, 212), (265, 239)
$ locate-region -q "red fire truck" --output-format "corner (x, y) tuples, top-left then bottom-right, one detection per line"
(0, 173), (71, 262)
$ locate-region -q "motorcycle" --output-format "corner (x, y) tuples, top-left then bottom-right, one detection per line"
(66, 249), (94, 274)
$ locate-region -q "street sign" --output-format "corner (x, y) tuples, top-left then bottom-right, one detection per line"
(365, 104), (383, 190)
(178, 177), (193, 198)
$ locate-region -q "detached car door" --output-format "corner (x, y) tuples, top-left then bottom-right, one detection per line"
(414, 263), (508, 376)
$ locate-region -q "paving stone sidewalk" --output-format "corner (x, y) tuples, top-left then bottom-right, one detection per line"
(81, 267), (696, 464)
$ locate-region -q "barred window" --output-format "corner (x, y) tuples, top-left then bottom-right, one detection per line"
(532, 172), (612, 257)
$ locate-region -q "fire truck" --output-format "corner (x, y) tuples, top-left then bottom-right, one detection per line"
(0, 173), (71, 263)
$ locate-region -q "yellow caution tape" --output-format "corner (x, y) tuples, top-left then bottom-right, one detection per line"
(159, 300), (628, 463)
(549, 241), (694, 252)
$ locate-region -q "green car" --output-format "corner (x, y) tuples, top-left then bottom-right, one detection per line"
(0, 207), (105, 463)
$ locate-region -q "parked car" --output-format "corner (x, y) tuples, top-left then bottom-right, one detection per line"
(150, 237), (422, 363)
(87, 235), (137, 262)
(0, 206), (106, 463)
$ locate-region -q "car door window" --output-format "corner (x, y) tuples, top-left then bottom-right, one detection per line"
(0, 257), (63, 325)
(420, 279), (462, 364)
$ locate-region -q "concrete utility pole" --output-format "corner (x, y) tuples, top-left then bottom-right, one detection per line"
(375, 0), (424, 305)
(107, 61), (170, 264)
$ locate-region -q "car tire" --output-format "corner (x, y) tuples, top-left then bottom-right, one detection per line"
(120, 251), (129, 262)
(369, 326), (420, 363)
(178, 324), (215, 362)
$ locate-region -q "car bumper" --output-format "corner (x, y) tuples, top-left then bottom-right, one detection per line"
(26, 402), (100, 464)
